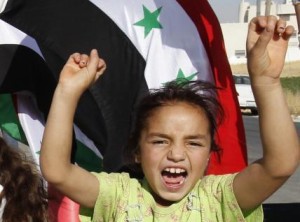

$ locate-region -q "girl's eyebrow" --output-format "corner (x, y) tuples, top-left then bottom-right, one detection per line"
(146, 133), (170, 138)
(185, 135), (208, 140)
(146, 133), (208, 140)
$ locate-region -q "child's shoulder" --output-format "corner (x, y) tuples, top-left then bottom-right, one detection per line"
(203, 173), (237, 180)
(199, 173), (237, 190)
(92, 171), (141, 186)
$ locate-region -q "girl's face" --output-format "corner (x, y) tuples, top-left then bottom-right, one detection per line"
(136, 102), (211, 206)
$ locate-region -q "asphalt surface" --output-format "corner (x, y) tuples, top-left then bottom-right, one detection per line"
(243, 114), (300, 204)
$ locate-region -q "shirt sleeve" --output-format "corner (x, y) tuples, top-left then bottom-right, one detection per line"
(200, 174), (263, 222)
(91, 172), (131, 221)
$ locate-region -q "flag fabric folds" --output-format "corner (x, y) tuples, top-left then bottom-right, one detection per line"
(0, 0), (248, 221)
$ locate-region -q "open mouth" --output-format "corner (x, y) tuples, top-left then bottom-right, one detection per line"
(161, 167), (187, 189)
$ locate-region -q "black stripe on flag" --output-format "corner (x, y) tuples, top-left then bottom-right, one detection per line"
(0, 44), (55, 116)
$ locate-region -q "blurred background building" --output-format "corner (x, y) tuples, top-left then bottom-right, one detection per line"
(221, 0), (300, 64)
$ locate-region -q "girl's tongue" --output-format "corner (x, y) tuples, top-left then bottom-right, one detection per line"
(162, 171), (186, 186)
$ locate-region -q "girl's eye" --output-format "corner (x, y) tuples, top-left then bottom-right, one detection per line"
(187, 141), (203, 147)
(152, 140), (167, 145)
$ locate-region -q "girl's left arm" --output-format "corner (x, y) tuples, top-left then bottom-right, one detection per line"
(233, 16), (300, 211)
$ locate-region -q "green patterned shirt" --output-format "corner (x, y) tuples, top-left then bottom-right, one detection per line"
(91, 172), (263, 222)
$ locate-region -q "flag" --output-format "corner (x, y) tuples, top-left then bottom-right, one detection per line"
(0, 18), (102, 221)
(0, 0), (247, 173)
(0, 0), (248, 220)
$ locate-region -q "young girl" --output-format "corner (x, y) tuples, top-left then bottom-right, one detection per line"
(40, 16), (299, 221)
(0, 137), (49, 222)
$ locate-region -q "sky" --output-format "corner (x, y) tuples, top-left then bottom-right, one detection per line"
(208, 0), (285, 23)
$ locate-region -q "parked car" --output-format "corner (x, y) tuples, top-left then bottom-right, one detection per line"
(233, 74), (258, 115)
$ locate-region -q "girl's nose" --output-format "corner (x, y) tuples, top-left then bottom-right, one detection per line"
(167, 146), (186, 162)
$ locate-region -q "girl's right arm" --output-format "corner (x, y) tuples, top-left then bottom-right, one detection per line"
(40, 49), (106, 208)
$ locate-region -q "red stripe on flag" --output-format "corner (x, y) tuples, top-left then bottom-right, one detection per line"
(177, 0), (248, 174)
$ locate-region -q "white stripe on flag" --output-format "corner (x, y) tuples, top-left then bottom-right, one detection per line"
(16, 92), (45, 166)
(0, 0), (8, 13)
(89, 0), (213, 88)
(0, 19), (44, 58)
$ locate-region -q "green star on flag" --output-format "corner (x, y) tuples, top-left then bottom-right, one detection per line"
(134, 5), (163, 38)
(175, 69), (198, 84)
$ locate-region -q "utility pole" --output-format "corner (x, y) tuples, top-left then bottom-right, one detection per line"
(257, 0), (261, 16)
(265, 0), (272, 16)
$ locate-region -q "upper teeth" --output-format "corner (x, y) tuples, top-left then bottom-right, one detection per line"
(164, 168), (185, 174)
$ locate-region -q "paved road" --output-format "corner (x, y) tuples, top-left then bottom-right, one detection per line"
(243, 115), (300, 203)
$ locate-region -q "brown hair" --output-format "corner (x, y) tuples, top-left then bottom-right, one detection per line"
(0, 137), (49, 222)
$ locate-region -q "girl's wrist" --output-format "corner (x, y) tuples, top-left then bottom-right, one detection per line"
(54, 84), (82, 102)
(57, 78), (89, 98)
(250, 75), (281, 89)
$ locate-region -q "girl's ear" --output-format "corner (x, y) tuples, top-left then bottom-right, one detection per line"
(134, 153), (141, 163)
(203, 154), (211, 175)
(134, 145), (141, 163)
(206, 152), (211, 168)
(207, 154), (211, 167)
